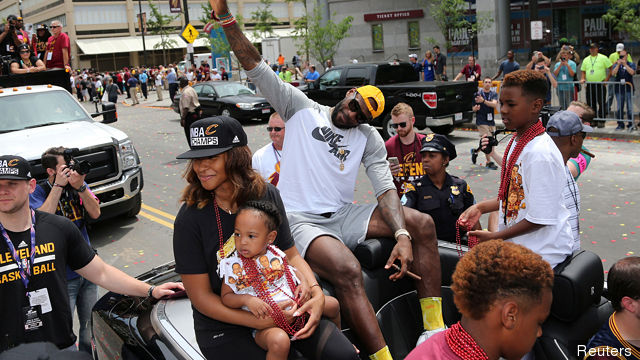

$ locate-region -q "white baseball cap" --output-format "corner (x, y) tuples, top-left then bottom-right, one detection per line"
(616, 43), (624, 52)
(409, 54), (418, 59)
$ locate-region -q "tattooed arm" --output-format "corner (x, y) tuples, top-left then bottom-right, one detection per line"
(209, 0), (262, 71)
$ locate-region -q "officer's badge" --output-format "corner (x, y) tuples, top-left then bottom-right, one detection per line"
(451, 185), (460, 195)
(425, 133), (435, 142)
(404, 183), (416, 192)
(466, 184), (473, 195)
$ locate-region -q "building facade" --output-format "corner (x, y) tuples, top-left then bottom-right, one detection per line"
(0, 0), (304, 70)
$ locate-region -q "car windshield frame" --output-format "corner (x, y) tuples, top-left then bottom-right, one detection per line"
(212, 82), (255, 98)
(0, 90), (90, 133)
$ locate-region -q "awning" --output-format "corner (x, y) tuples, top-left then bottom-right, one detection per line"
(76, 28), (297, 56)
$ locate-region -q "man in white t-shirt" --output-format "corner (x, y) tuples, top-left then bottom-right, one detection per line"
(546, 111), (593, 252)
(211, 68), (222, 81)
(252, 113), (285, 185)
(213, 1), (445, 356)
(155, 71), (164, 101)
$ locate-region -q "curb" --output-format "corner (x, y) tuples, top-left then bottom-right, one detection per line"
(460, 121), (640, 142)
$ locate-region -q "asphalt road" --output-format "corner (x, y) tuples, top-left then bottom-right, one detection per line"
(86, 95), (639, 282)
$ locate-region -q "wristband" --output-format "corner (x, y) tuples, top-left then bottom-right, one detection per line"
(394, 229), (412, 241)
(76, 184), (87, 193)
(213, 11), (237, 28)
(53, 183), (64, 188)
(310, 283), (321, 289)
(147, 285), (156, 298)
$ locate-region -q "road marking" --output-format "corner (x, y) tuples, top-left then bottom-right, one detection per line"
(138, 210), (174, 229)
(141, 203), (176, 220)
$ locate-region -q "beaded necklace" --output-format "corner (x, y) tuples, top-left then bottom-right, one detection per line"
(497, 121), (545, 224)
(455, 220), (478, 257)
(445, 322), (489, 360)
(214, 197), (308, 335)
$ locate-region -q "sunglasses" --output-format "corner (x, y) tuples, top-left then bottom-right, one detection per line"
(390, 122), (407, 129)
(348, 93), (370, 124)
(19, 50), (30, 54)
(267, 127), (284, 132)
(51, 25), (61, 28)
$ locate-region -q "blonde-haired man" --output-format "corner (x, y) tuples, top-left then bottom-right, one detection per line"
(385, 103), (426, 195)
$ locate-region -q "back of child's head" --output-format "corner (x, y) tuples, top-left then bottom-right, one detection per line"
(239, 200), (282, 232)
(451, 240), (554, 320)
(502, 70), (548, 102)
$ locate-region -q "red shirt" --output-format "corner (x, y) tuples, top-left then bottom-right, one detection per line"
(385, 133), (425, 196)
(405, 331), (460, 360)
(46, 32), (70, 69)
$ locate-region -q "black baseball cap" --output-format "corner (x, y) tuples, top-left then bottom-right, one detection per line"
(420, 134), (457, 160)
(0, 155), (32, 180)
(176, 116), (248, 159)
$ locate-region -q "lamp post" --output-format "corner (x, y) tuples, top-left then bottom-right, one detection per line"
(138, 0), (148, 67)
(183, 0), (195, 68)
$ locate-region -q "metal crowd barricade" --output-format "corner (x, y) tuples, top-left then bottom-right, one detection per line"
(549, 80), (637, 127)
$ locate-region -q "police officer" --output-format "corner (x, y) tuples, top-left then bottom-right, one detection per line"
(402, 134), (475, 243)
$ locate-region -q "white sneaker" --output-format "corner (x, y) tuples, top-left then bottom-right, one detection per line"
(416, 327), (447, 346)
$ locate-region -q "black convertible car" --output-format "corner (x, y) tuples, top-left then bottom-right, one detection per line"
(171, 81), (273, 121)
(91, 239), (612, 360)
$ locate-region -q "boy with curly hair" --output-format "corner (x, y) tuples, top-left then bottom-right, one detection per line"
(459, 70), (573, 269)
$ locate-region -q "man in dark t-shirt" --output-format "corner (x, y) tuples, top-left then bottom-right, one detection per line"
(0, 155), (182, 352)
(385, 103), (425, 196)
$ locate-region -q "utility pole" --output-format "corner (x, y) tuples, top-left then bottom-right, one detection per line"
(183, 0), (195, 68)
(138, 0), (148, 67)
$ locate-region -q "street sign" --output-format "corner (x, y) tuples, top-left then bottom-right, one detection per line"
(181, 23), (199, 44)
(531, 21), (543, 40)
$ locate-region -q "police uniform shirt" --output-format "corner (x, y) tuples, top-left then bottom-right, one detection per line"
(402, 174), (474, 243)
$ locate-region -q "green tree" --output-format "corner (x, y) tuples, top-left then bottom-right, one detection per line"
(298, 5), (353, 69)
(421, 0), (493, 51)
(285, 0), (310, 60)
(147, 0), (179, 65)
(603, 0), (640, 41)
(251, 0), (278, 40)
(198, 2), (233, 54)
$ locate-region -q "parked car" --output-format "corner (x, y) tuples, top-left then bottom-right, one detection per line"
(301, 61), (477, 138)
(171, 81), (273, 121)
(91, 239), (611, 360)
(0, 83), (143, 220)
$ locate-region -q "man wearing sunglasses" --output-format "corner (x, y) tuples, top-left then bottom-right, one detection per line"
(252, 112), (286, 185)
(385, 103), (425, 196)
(44, 21), (70, 71)
(211, 1), (445, 357)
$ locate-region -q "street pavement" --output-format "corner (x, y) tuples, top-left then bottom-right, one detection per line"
(85, 90), (639, 285)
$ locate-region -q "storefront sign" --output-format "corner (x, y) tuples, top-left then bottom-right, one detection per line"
(364, 10), (424, 22)
(170, 0), (182, 13)
(531, 20), (543, 40)
(582, 15), (608, 40)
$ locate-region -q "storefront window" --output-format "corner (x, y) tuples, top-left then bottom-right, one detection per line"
(408, 21), (420, 50)
(372, 24), (384, 52)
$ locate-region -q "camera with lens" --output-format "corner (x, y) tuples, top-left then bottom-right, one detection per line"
(471, 130), (502, 165)
(63, 148), (91, 175)
(8, 24), (15, 31)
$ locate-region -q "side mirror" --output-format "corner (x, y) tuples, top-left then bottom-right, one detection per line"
(92, 102), (118, 124)
(208, 93), (216, 99)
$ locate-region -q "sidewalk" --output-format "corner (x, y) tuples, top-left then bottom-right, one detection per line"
(462, 115), (640, 141)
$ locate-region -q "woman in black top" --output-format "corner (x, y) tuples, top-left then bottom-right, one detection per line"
(173, 116), (358, 359)
(10, 44), (45, 74)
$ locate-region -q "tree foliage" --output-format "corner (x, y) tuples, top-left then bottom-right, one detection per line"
(294, 4), (353, 68)
(251, 0), (278, 40)
(198, 2), (237, 54)
(422, 0), (493, 50)
(603, 0), (640, 41)
(146, 0), (179, 65)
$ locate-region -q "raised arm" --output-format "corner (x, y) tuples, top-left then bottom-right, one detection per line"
(209, 0), (262, 71)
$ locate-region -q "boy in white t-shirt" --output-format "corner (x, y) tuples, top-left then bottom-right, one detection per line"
(459, 70), (573, 268)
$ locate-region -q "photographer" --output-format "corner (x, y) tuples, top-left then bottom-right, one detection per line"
(0, 15), (22, 57)
(472, 77), (499, 170)
(10, 43), (45, 74)
(29, 147), (100, 354)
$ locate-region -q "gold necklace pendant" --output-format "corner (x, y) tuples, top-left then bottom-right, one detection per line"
(339, 148), (345, 171)
(339, 161), (344, 171)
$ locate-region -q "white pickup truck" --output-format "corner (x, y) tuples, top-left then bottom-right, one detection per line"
(0, 84), (143, 220)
